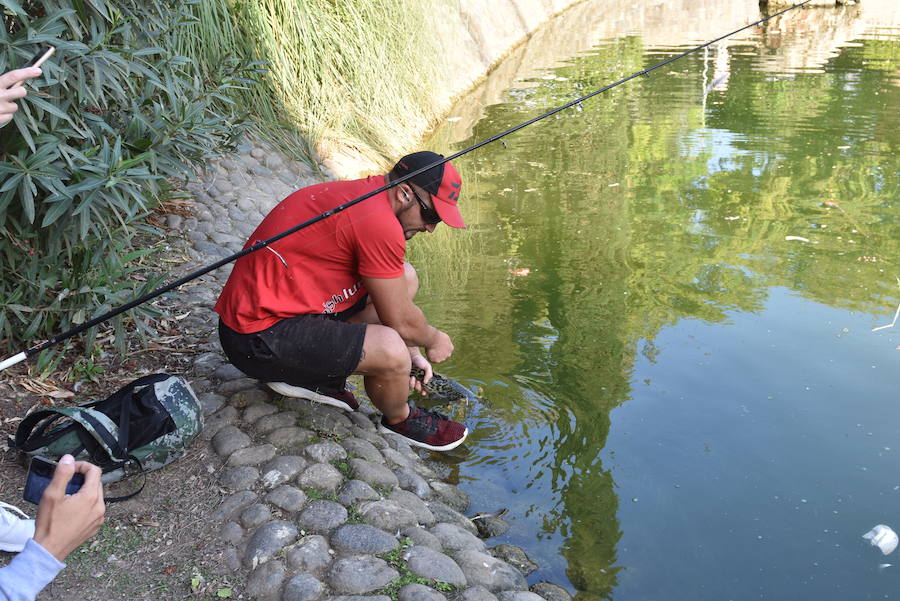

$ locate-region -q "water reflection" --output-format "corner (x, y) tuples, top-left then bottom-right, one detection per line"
(415, 2), (899, 600)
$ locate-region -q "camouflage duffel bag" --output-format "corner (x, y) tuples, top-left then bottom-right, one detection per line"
(12, 373), (203, 493)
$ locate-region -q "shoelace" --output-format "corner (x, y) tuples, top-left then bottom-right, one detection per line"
(413, 406), (451, 426)
(0, 501), (30, 520)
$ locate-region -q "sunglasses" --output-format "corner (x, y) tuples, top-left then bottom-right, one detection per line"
(408, 186), (441, 225)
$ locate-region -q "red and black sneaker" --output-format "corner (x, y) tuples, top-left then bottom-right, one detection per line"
(267, 382), (360, 412)
(378, 402), (468, 451)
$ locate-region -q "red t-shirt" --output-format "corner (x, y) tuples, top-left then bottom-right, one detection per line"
(215, 175), (405, 333)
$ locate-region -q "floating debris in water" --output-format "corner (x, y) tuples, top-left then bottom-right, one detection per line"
(863, 524), (898, 555)
(509, 268), (530, 277)
(446, 116), (461, 122)
(523, 188), (537, 192)
(608, 183), (620, 187)
(785, 235), (811, 243)
(724, 216), (740, 220)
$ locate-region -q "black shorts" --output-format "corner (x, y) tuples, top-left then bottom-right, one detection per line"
(218, 298), (367, 393)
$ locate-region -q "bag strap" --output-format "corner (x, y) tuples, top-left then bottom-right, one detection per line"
(79, 373), (170, 411)
(14, 407), (126, 464)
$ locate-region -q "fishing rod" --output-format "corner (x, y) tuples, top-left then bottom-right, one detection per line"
(0, 0), (811, 373)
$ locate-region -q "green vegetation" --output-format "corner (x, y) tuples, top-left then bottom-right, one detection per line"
(175, 0), (442, 165)
(1, 0), (256, 367)
(377, 537), (456, 600)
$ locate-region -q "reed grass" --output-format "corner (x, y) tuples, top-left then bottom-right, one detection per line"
(176, 0), (442, 165)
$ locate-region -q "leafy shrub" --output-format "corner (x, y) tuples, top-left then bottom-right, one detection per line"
(0, 0), (259, 369)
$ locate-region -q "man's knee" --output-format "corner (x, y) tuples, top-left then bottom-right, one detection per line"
(358, 325), (410, 375)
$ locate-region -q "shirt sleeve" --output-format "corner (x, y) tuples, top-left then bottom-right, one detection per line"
(0, 539), (65, 601)
(353, 209), (405, 279)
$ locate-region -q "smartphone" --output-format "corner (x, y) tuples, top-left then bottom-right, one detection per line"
(24, 46), (55, 69)
(22, 456), (84, 505)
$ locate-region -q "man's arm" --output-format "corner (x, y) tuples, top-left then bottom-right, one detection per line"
(362, 275), (453, 362)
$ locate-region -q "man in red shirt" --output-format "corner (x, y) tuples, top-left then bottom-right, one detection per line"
(215, 151), (467, 451)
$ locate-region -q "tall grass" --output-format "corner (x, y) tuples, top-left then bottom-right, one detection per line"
(177, 0), (442, 166)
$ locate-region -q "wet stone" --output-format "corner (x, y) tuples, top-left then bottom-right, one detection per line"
(286, 535), (332, 575)
(430, 481), (469, 512)
(381, 448), (415, 470)
(269, 426), (316, 448)
(220, 521), (244, 545)
(266, 485), (307, 512)
(460, 586), (499, 601)
(220, 377), (260, 396)
(255, 411), (298, 434)
(282, 399), (352, 433)
(529, 583), (571, 601)
(283, 573), (325, 601)
(395, 467), (432, 499)
(420, 460), (452, 481)
(198, 391), (226, 416)
(490, 545), (538, 576)
(497, 593), (545, 601)
(262, 456), (309, 489)
(228, 444), (278, 467)
(429, 523), (485, 553)
(474, 517), (510, 539)
(453, 550), (527, 593)
(304, 440), (348, 463)
(349, 458), (399, 490)
(212, 490), (258, 521)
(212, 363), (245, 381)
(244, 520), (299, 569)
(212, 425), (251, 457)
(297, 499), (347, 534)
(390, 489), (435, 526)
(244, 402), (279, 423)
(403, 545), (467, 587)
(399, 525), (443, 552)
(398, 583), (447, 601)
(241, 503), (273, 530)
(337, 479), (380, 506)
(219, 466), (260, 491)
(202, 406), (240, 439)
(427, 501), (478, 536)
(340, 438), (384, 464)
(246, 559), (285, 601)
(327, 556), (398, 595)
(359, 500), (418, 532)
(331, 523), (399, 555)
(297, 462), (345, 493)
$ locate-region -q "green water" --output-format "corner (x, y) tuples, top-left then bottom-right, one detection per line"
(413, 11), (900, 601)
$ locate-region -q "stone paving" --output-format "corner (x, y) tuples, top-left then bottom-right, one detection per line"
(173, 137), (572, 601)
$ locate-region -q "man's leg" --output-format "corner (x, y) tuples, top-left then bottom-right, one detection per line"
(348, 262), (419, 424)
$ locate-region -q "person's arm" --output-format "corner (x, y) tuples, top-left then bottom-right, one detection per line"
(362, 275), (453, 362)
(0, 455), (103, 601)
(0, 68), (42, 127)
(32, 455), (105, 562)
(0, 539), (65, 601)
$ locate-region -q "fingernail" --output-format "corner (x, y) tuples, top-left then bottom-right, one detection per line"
(60, 454), (75, 464)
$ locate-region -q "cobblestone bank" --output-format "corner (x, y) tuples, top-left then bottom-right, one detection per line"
(176, 138), (571, 601)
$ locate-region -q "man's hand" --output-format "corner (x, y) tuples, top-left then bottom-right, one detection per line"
(425, 328), (453, 363)
(0, 67), (42, 126)
(33, 455), (106, 562)
(410, 351), (433, 394)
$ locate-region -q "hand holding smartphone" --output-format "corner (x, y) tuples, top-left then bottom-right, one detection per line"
(23, 456), (85, 504)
